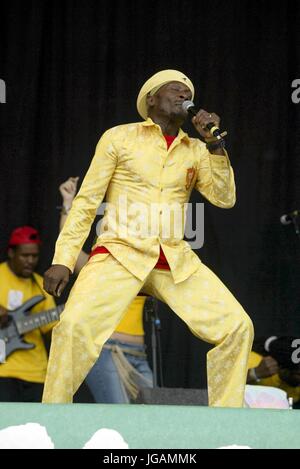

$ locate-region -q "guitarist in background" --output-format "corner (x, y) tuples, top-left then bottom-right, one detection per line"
(0, 227), (56, 402)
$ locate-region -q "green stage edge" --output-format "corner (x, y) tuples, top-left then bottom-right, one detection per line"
(0, 403), (300, 449)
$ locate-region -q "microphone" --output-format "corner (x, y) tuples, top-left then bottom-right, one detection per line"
(280, 210), (299, 225)
(182, 100), (223, 140)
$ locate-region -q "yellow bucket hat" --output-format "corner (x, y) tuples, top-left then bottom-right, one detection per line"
(136, 69), (195, 120)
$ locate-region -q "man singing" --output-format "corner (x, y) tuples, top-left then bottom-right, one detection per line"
(43, 69), (254, 406)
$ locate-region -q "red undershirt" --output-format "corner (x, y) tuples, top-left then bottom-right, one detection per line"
(90, 135), (177, 269)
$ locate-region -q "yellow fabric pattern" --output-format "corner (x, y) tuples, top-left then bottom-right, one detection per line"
(115, 296), (146, 335)
(43, 253), (253, 406)
(53, 119), (236, 284)
(0, 262), (56, 383)
(248, 351), (300, 403)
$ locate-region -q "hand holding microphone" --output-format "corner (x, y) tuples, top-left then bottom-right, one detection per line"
(182, 100), (227, 153)
(182, 100), (226, 140)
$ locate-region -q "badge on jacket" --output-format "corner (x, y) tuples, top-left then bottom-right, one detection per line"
(185, 166), (196, 190)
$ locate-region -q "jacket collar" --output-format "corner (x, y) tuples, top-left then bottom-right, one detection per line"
(141, 118), (190, 143)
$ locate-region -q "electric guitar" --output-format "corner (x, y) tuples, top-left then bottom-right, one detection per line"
(0, 295), (64, 359)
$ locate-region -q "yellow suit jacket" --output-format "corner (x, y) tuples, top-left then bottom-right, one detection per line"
(53, 118), (236, 284)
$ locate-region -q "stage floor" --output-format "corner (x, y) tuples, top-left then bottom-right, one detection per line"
(0, 403), (299, 449)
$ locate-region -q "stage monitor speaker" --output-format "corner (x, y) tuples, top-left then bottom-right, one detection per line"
(136, 387), (208, 406)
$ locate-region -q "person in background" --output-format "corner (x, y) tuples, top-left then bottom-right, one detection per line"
(59, 177), (153, 403)
(0, 227), (56, 402)
(247, 335), (300, 407)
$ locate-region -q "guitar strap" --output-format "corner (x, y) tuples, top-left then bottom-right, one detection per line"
(31, 274), (46, 301)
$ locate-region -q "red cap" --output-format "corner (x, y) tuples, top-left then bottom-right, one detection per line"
(8, 226), (42, 247)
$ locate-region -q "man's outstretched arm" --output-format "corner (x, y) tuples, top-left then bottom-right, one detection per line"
(44, 129), (118, 296)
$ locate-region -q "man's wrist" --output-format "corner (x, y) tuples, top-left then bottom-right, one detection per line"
(206, 138), (226, 154)
(61, 203), (72, 215)
(248, 368), (261, 383)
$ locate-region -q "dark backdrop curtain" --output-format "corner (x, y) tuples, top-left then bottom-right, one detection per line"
(0, 0), (300, 390)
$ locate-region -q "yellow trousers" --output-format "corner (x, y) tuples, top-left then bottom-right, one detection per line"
(43, 253), (254, 407)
